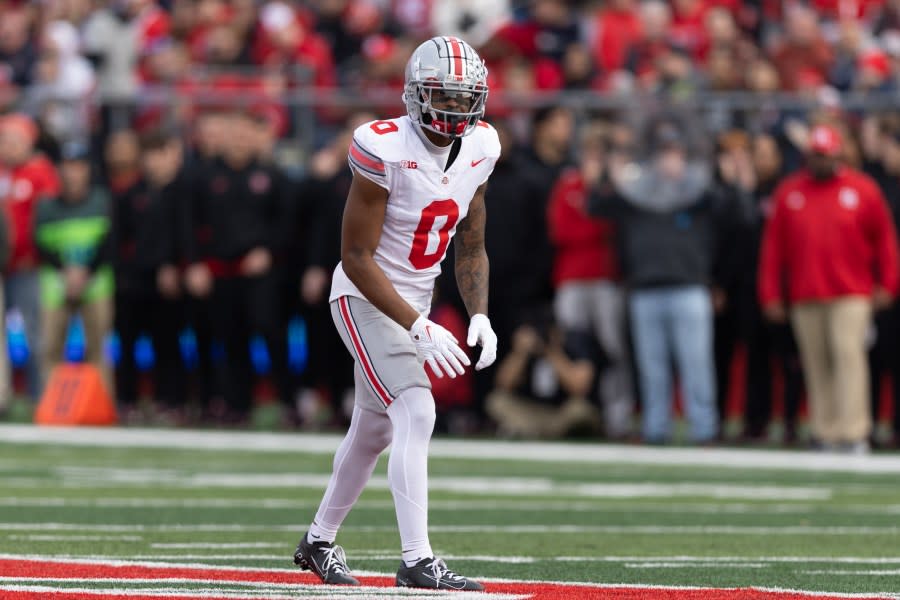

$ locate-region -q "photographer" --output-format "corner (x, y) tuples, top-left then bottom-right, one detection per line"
(486, 308), (601, 439)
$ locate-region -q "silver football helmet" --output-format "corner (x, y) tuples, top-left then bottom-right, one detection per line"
(402, 36), (488, 139)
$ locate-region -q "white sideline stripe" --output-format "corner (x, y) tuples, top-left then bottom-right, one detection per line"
(46, 467), (835, 500)
(624, 561), (767, 569)
(12, 551), (900, 566)
(0, 579), (521, 599)
(8, 496), (900, 516)
(357, 552), (900, 565)
(3, 523), (899, 535)
(803, 569), (900, 576)
(117, 555), (291, 560)
(151, 543), (285, 549)
(75, 544), (900, 569)
(0, 584), (515, 599)
(4, 423), (900, 474)
(0, 553), (323, 573)
(8, 535), (143, 541)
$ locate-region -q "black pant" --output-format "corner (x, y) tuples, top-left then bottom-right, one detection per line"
(869, 304), (900, 437)
(115, 288), (185, 408)
(714, 302), (739, 428)
(740, 296), (804, 438)
(209, 271), (291, 415)
(300, 299), (353, 418)
(183, 294), (216, 412)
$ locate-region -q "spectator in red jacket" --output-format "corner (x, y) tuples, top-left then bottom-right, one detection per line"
(547, 122), (634, 439)
(0, 113), (60, 399)
(768, 5), (833, 92)
(758, 124), (900, 453)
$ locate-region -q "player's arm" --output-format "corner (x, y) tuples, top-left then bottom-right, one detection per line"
(341, 172), (421, 330)
(455, 182), (497, 370)
(455, 182), (489, 316)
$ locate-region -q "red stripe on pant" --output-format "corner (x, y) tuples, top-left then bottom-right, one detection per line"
(338, 297), (393, 408)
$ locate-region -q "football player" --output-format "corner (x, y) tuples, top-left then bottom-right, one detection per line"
(292, 36), (499, 591)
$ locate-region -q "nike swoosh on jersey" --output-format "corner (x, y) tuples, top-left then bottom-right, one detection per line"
(470, 157), (487, 167)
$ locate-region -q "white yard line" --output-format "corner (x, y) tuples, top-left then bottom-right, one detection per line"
(150, 543), (285, 550)
(7, 496), (900, 517)
(3, 424), (900, 474)
(1, 523), (898, 536)
(802, 569), (900, 576)
(0, 583), (513, 599)
(31, 467), (833, 500)
(623, 561), (767, 568)
(7, 535), (142, 541)
(11, 550), (900, 566)
(0, 578), (519, 598)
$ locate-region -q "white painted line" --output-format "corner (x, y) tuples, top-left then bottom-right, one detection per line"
(150, 543), (286, 550)
(0, 497), (317, 509)
(8, 496), (900, 517)
(623, 561), (768, 569)
(0, 583), (515, 599)
(46, 467), (834, 500)
(4, 423), (900, 474)
(7, 535), (142, 541)
(555, 555), (900, 564)
(802, 569), (900, 576)
(2, 523), (899, 537)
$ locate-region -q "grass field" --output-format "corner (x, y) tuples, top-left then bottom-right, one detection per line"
(1, 425), (899, 599)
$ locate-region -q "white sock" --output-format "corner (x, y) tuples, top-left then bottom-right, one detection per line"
(387, 387), (436, 567)
(307, 405), (392, 544)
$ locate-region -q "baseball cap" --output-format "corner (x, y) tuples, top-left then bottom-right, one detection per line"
(808, 124), (842, 156)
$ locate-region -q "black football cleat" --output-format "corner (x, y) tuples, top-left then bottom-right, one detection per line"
(293, 533), (360, 586)
(396, 557), (484, 591)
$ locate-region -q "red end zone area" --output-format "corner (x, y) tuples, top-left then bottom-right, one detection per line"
(0, 558), (893, 600)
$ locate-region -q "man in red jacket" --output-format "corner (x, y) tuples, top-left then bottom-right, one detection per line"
(0, 113), (60, 399)
(547, 124), (633, 439)
(758, 124), (900, 453)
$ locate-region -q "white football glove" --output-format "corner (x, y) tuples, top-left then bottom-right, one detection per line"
(409, 316), (471, 378)
(467, 313), (497, 371)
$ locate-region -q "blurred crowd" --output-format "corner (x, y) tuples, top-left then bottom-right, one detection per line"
(3, 0), (900, 450)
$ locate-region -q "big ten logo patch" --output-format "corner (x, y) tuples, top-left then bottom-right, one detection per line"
(400, 160), (418, 169)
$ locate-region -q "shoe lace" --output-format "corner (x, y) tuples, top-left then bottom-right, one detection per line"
(321, 544), (351, 575)
(426, 558), (464, 582)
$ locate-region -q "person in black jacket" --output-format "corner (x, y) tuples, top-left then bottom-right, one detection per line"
(290, 117), (363, 427)
(183, 109), (293, 422)
(588, 117), (749, 444)
(729, 133), (805, 444)
(113, 130), (187, 418)
(861, 114), (900, 448)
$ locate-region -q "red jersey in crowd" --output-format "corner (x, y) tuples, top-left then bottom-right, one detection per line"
(547, 168), (618, 287)
(758, 167), (900, 307)
(810, 0), (884, 20)
(592, 5), (643, 73)
(0, 154), (60, 272)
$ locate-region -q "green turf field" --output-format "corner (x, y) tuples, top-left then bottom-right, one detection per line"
(1, 425), (899, 598)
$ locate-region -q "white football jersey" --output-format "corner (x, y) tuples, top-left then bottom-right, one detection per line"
(330, 115), (501, 315)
